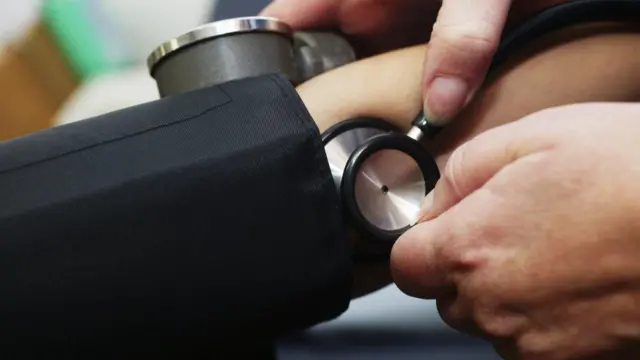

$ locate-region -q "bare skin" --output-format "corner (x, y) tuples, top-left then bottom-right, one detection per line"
(264, 0), (572, 122)
(299, 22), (640, 167)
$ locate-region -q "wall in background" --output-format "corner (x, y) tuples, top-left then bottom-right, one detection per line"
(0, 0), (79, 140)
(0, 0), (40, 46)
(213, 0), (268, 20)
(43, 0), (215, 79)
(0, 0), (216, 139)
(101, 0), (216, 65)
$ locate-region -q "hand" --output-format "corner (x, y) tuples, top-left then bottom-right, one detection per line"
(261, 0), (563, 125)
(390, 103), (640, 359)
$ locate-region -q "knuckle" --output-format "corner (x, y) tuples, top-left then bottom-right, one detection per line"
(446, 246), (478, 272)
(474, 308), (518, 339)
(460, 277), (527, 341)
(437, 291), (520, 341)
(438, 213), (490, 272)
(437, 297), (475, 334)
(439, 237), (471, 270)
(516, 333), (557, 360)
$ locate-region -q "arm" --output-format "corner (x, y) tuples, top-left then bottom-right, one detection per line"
(298, 22), (640, 169)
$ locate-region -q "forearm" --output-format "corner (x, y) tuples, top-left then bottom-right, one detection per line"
(297, 22), (640, 170)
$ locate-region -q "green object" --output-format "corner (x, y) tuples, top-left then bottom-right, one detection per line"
(42, 0), (129, 80)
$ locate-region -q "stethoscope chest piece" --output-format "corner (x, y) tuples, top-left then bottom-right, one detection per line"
(341, 132), (439, 242)
(323, 117), (440, 250)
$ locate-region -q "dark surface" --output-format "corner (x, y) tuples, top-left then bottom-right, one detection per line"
(278, 330), (501, 360)
(0, 74), (351, 358)
(212, 0), (270, 20)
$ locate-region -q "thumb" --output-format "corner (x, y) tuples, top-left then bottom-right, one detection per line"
(259, 0), (339, 29)
(418, 114), (552, 222)
(423, 0), (512, 125)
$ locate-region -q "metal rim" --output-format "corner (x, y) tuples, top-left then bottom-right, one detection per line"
(341, 134), (440, 243)
(322, 118), (404, 261)
(147, 16), (293, 74)
(322, 117), (399, 146)
(322, 118), (400, 195)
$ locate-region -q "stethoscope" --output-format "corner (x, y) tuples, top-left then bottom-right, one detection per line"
(323, 0), (640, 255)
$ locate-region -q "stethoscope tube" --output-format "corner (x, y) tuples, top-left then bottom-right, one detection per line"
(327, 0), (640, 258)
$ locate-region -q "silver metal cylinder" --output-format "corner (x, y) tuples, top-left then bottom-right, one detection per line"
(326, 131), (425, 230)
(293, 32), (356, 81)
(352, 149), (425, 231)
(147, 16), (356, 97)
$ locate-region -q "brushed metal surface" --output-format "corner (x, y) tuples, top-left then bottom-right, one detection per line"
(354, 149), (425, 231)
(324, 128), (389, 192)
(324, 127), (426, 231)
(148, 16), (292, 73)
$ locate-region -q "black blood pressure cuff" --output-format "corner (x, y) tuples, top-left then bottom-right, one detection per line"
(0, 74), (351, 357)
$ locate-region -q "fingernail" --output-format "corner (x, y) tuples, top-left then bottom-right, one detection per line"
(414, 190), (435, 225)
(424, 76), (469, 126)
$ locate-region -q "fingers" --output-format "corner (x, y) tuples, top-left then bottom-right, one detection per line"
(259, 0), (339, 28)
(423, 0), (512, 124)
(260, 0), (434, 55)
(419, 116), (549, 222)
(392, 185), (496, 299)
(393, 113), (556, 299)
(390, 218), (454, 299)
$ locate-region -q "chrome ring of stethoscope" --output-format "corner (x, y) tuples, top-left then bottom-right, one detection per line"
(322, 117), (401, 193)
(341, 131), (440, 243)
(322, 116), (440, 245)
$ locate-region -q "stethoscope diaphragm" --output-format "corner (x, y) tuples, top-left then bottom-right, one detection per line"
(322, 117), (440, 253)
(341, 132), (439, 243)
(322, 118), (400, 193)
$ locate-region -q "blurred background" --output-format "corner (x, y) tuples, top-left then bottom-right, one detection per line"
(0, 0), (497, 358)
(0, 0), (216, 140)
